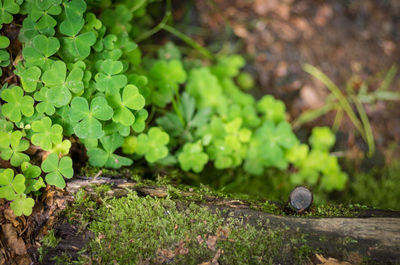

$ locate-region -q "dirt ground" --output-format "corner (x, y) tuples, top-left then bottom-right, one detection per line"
(189, 0), (400, 164)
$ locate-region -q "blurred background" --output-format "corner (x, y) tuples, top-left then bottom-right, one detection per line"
(151, 0), (400, 209)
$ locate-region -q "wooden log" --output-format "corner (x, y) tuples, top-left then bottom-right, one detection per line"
(60, 176), (400, 264)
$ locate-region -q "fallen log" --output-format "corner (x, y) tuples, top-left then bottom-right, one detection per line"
(56, 175), (400, 264)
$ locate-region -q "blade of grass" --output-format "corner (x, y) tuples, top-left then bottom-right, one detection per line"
(378, 64), (397, 91)
(332, 108), (344, 132)
(303, 64), (366, 140)
(351, 95), (375, 156)
(293, 102), (336, 129)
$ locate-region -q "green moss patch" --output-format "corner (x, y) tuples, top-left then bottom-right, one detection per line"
(66, 190), (312, 264)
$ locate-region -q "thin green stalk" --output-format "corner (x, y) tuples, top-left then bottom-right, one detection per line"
(332, 108), (343, 132)
(134, 0), (172, 43)
(303, 64), (366, 140)
(351, 95), (375, 156)
(171, 94), (185, 126)
(293, 102), (336, 129)
(162, 24), (214, 60)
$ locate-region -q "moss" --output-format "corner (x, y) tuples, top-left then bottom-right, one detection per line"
(39, 229), (61, 263)
(67, 190), (313, 264)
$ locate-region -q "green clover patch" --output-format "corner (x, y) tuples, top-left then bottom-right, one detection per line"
(136, 127), (169, 163)
(0, 168), (25, 200)
(31, 117), (63, 150)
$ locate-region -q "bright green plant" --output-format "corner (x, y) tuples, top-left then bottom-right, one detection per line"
(0, 0), (349, 217)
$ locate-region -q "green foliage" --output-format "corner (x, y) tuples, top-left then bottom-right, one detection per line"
(0, 1), (349, 217)
(135, 127), (169, 163)
(41, 153), (73, 189)
(178, 141), (209, 173)
(69, 96), (113, 139)
(0, 168), (25, 200)
(0, 35), (10, 75)
(0, 0), (19, 25)
(1, 86), (34, 122)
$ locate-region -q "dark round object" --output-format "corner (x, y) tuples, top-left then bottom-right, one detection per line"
(289, 187), (313, 212)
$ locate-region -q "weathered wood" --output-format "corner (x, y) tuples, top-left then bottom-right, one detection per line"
(64, 176), (400, 264)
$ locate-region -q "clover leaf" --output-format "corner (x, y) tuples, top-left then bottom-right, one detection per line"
(59, 28), (96, 61)
(309, 126), (336, 151)
(10, 193), (35, 216)
(1, 86), (34, 122)
(18, 66), (41, 92)
(106, 84), (145, 126)
(34, 87), (56, 115)
(95, 59), (127, 92)
(28, 0), (61, 31)
(0, 118), (13, 148)
(0, 168), (25, 200)
(59, 0), (86, 36)
(136, 127), (169, 163)
(149, 59), (186, 107)
(0, 130), (30, 166)
(0, 0), (19, 25)
(256, 95), (286, 124)
(22, 35), (60, 68)
(41, 60), (84, 107)
(69, 96), (113, 139)
(178, 141), (209, 173)
(41, 153), (73, 189)
(0, 36), (10, 75)
(21, 162), (45, 193)
(87, 134), (133, 169)
(50, 139), (71, 156)
(31, 117), (63, 150)
(132, 109), (148, 133)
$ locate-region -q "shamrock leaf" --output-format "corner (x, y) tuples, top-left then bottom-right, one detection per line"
(87, 134), (133, 169)
(136, 127), (169, 163)
(309, 127), (336, 151)
(10, 193), (35, 216)
(0, 0), (20, 25)
(41, 60), (84, 107)
(52, 105), (76, 136)
(18, 66), (41, 92)
(59, 0), (86, 35)
(106, 84), (145, 126)
(149, 59), (186, 107)
(31, 117), (63, 150)
(21, 162), (45, 193)
(132, 109), (148, 133)
(178, 141), (209, 173)
(28, 0), (61, 31)
(60, 29), (96, 61)
(41, 153), (73, 189)
(95, 59), (127, 92)
(0, 130), (30, 166)
(0, 168), (25, 200)
(69, 96), (113, 139)
(1, 86), (34, 122)
(0, 118), (13, 148)
(22, 35), (60, 68)
(50, 139), (71, 155)
(211, 55), (245, 79)
(34, 87), (56, 115)
(0, 36), (10, 75)
(257, 95), (286, 124)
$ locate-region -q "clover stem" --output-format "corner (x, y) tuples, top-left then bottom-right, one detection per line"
(161, 24), (214, 60)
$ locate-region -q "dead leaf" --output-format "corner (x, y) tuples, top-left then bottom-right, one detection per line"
(206, 235), (217, 251)
(3, 208), (20, 228)
(1, 224), (27, 255)
(156, 248), (175, 263)
(315, 253), (352, 265)
(196, 235), (204, 245)
(216, 226), (230, 240)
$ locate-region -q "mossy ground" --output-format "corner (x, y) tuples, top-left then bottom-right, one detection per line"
(57, 187), (313, 265)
